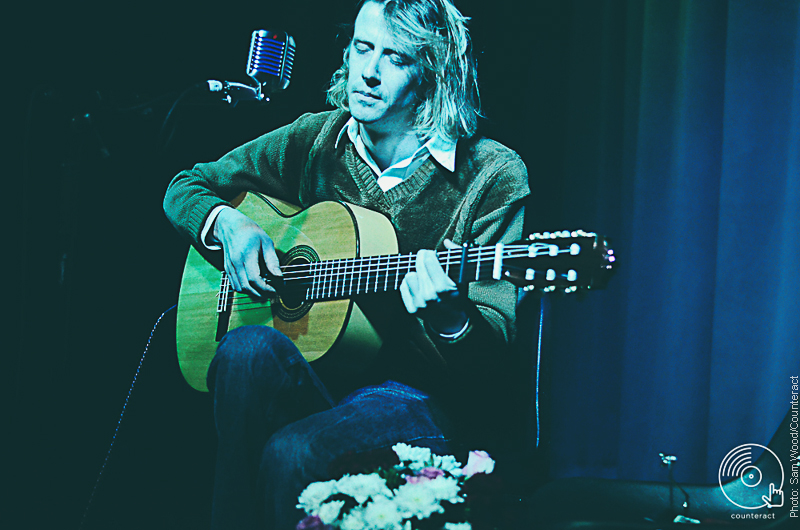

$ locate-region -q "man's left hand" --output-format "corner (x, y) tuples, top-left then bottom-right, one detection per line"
(400, 240), (469, 336)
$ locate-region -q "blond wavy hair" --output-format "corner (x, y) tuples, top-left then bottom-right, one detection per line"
(327, 0), (481, 141)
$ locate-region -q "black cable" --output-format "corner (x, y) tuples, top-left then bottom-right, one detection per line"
(157, 82), (205, 151)
(79, 304), (177, 530)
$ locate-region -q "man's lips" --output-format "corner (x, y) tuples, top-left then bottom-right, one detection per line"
(354, 90), (381, 100)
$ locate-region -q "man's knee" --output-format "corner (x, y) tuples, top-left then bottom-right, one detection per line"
(208, 326), (295, 390)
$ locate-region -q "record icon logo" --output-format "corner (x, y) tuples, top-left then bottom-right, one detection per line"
(718, 443), (784, 509)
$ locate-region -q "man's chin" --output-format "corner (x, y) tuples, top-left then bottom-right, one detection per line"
(349, 107), (381, 125)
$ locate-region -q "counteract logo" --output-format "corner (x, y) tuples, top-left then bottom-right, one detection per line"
(719, 443), (784, 510)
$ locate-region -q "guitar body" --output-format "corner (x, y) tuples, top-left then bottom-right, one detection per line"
(176, 192), (398, 391)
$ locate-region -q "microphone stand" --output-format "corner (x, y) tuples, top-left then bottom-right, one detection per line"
(205, 79), (270, 106)
(658, 453), (695, 523)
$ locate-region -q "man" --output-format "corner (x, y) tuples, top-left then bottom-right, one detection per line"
(164, 1), (530, 528)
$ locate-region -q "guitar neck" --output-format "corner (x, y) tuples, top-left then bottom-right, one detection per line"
(282, 244), (518, 301)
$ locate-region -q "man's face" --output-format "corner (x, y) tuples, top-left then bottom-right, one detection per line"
(347, 1), (420, 135)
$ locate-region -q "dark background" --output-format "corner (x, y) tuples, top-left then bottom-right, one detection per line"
(9, 1), (800, 529)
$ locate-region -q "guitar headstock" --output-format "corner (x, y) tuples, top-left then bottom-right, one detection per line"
(503, 230), (616, 294)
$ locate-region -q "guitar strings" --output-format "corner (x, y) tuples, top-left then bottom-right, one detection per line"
(226, 263), (541, 309)
(224, 247), (539, 291)
(278, 247), (543, 284)
(278, 245), (540, 279)
(223, 245), (562, 305)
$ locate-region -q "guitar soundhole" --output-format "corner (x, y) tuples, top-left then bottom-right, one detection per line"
(274, 245), (318, 322)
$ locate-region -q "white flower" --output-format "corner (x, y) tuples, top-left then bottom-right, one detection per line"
(432, 454), (462, 474)
(318, 500), (346, 525)
(336, 473), (391, 504)
(363, 496), (403, 530)
(297, 480), (338, 513)
(421, 476), (462, 504)
(340, 506), (367, 530)
(444, 523), (472, 530)
(394, 482), (445, 520)
(392, 443), (432, 465)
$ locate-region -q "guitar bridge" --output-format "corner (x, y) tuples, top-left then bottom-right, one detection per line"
(216, 272), (234, 342)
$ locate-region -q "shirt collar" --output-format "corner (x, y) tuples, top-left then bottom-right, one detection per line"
(335, 117), (456, 172)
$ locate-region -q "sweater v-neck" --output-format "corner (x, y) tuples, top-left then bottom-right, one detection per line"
(346, 143), (439, 213)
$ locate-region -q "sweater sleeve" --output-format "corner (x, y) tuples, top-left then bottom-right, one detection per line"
(163, 112), (334, 245)
(421, 152), (530, 375)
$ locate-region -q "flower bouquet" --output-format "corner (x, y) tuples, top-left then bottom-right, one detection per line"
(296, 443), (496, 530)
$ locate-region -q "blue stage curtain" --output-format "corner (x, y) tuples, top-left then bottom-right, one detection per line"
(544, 0), (800, 483)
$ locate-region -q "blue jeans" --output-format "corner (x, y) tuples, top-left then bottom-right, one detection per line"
(207, 325), (451, 530)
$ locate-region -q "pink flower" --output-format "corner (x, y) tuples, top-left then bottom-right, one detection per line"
(462, 450), (495, 478)
(405, 466), (446, 484)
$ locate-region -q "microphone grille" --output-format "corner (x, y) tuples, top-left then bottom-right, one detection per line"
(247, 29), (295, 91)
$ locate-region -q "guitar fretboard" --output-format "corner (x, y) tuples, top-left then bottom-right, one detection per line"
(273, 241), (578, 301)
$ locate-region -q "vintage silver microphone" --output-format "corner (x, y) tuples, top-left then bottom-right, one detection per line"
(206, 29), (296, 105)
(247, 29), (295, 92)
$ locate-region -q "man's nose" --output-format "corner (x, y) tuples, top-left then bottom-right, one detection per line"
(362, 55), (380, 87)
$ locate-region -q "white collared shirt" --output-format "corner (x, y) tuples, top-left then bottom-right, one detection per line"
(335, 117), (456, 191)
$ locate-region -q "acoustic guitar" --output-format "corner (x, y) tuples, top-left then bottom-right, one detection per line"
(176, 192), (616, 391)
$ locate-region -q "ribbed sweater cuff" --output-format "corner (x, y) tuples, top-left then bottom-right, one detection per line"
(186, 196), (231, 244)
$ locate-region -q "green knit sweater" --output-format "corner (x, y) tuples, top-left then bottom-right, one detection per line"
(164, 109), (530, 399)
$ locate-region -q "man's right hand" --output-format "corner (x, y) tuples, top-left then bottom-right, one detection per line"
(212, 207), (282, 298)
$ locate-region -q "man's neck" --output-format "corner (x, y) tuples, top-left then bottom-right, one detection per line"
(358, 122), (422, 172)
